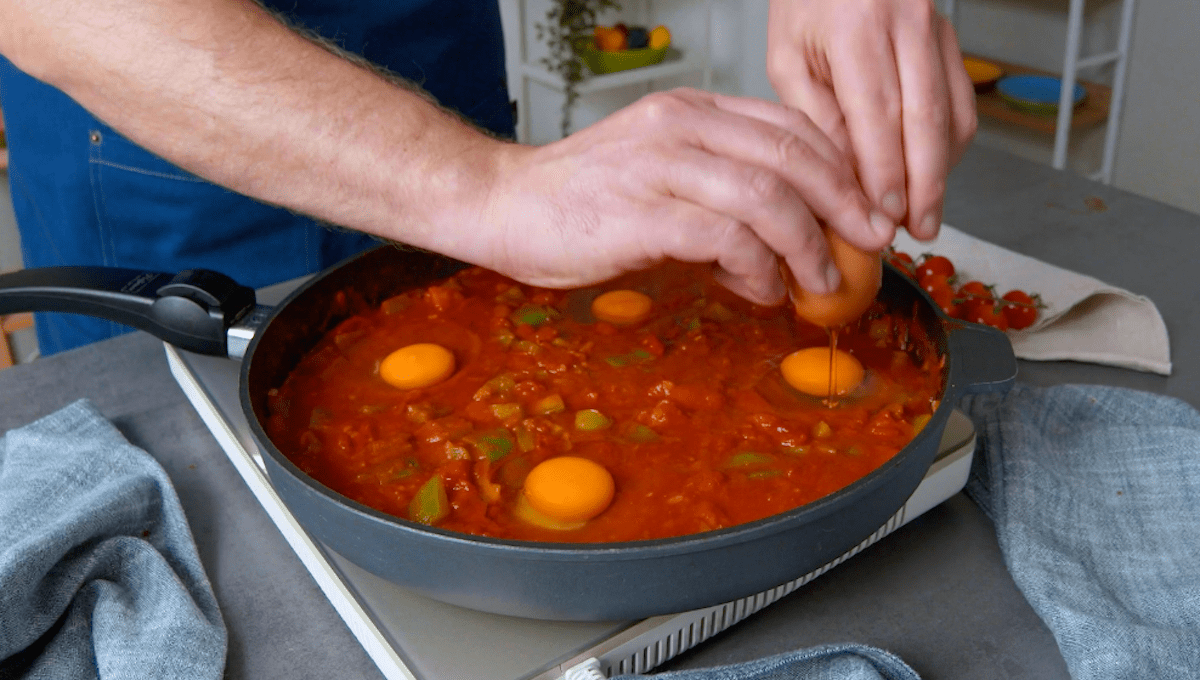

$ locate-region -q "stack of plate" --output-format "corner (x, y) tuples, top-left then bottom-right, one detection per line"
(964, 57), (1003, 93)
(996, 74), (1087, 115)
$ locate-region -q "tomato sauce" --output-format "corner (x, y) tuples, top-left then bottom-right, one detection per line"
(265, 261), (944, 543)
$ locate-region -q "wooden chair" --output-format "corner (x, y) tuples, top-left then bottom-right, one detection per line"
(1, 312), (33, 369)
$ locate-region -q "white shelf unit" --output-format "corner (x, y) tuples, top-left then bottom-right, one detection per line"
(947, 0), (1137, 183)
(507, 0), (714, 143)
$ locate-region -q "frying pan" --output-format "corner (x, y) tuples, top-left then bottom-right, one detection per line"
(0, 245), (1016, 620)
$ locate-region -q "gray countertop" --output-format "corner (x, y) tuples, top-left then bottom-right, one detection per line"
(2, 144), (1197, 679)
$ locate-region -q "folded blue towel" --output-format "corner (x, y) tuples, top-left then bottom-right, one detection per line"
(0, 399), (226, 679)
(615, 644), (919, 679)
(961, 384), (1200, 679)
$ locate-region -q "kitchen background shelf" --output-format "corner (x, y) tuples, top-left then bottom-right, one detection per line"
(969, 53), (1113, 134)
(946, 0), (1136, 184)
(518, 46), (707, 95)
(505, 0), (714, 143)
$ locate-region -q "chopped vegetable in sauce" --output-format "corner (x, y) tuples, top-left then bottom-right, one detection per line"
(265, 261), (944, 543)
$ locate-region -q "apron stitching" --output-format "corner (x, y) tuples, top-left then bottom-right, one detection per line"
(87, 140), (115, 266)
(90, 159), (207, 183)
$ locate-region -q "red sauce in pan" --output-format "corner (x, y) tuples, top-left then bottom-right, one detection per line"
(265, 261), (943, 543)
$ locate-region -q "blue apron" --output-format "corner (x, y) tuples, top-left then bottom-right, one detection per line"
(0, 0), (513, 355)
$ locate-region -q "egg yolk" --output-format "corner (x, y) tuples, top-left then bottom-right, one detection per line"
(379, 343), (456, 389)
(516, 456), (615, 530)
(780, 346), (865, 397)
(591, 289), (652, 325)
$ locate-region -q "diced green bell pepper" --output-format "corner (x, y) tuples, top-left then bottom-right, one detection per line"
(912, 413), (931, 434)
(532, 394), (566, 415)
(409, 475), (449, 525)
(471, 429), (515, 461)
(491, 403), (523, 421)
(510, 304), (554, 327)
(515, 426), (536, 452)
(512, 340), (541, 355)
(574, 409), (612, 431)
(624, 423), (659, 443)
(724, 452), (773, 468)
(495, 286), (526, 305)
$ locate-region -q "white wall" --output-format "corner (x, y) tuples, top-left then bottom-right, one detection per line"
(505, 0), (1200, 217)
(0, 176), (19, 273)
(0, 169), (39, 363)
(1110, 0), (1200, 215)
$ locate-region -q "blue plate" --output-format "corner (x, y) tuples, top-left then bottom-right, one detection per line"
(996, 75), (1086, 115)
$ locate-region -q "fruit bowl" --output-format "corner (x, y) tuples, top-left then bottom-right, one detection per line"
(578, 42), (671, 75)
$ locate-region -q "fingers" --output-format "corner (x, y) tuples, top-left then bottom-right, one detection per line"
(707, 92), (843, 167)
(766, 0), (975, 243)
(891, 11), (977, 240)
(646, 144), (837, 297)
(771, 76), (853, 160)
(764, 42), (853, 158)
(694, 92), (895, 253)
(890, 5), (951, 240)
(824, 4), (909, 225)
(645, 199), (788, 306)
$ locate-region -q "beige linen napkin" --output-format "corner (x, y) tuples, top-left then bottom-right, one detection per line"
(891, 224), (1171, 375)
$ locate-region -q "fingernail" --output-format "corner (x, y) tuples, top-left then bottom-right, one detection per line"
(823, 260), (841, 293)
(869, 210), (895, 241)
(919, 214), (939, 239)
(881, 191), (905, 219)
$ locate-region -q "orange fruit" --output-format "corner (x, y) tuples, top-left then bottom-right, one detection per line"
(649, 25), (671, 49)
(595, 26), (627, 52)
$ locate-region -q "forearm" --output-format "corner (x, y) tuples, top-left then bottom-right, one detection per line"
(0, 0), (504, 253)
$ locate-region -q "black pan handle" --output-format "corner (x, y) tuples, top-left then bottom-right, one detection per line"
(0, 267), (256, 357)
(945, 320), (1018, 396)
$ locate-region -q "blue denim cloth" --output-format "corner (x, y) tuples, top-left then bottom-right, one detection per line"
(614, 644), (919, 680)
(961, 384), (1200, 679)
(0, 400), (226, 679)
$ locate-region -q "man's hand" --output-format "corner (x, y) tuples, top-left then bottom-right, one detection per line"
(475, 88), (895, 306)
(767, 0), (977, 241)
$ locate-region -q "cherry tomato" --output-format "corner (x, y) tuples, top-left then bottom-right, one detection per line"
(956, 280), (993, 304)
(963, 298), (1009, 331)
(914, 274), (955, 318)
(900, 250), (1042, 331)
(916, 255), (955, 282)
(930, 286), (960, 318)
(920, 273), (951, 297)
(1001, 289), (1039, 330)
